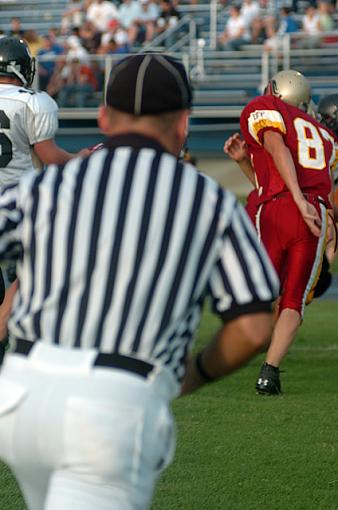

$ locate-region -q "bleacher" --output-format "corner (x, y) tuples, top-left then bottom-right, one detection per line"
(0, 0), (68, 32)
(2, 0), (338, 151)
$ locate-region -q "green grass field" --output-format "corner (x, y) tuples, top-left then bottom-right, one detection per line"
(151, 300), (338, 510)
(1, 299), (337, 510)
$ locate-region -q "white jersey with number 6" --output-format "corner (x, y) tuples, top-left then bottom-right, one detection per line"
(0, 84), (58, 189)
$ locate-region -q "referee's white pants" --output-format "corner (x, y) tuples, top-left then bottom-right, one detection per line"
(0, 343), (177, 510)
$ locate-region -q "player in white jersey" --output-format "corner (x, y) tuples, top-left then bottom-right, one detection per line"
(0, 84), (58, 186)
(0, 37), (89, 362)
(0, 36), (88, 187)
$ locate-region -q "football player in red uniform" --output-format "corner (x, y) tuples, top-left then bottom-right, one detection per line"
(236, 70), (335, 395)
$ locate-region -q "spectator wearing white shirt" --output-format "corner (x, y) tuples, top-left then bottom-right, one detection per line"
(61, 0), (85, 34)
(241, 0), (262, 43)
(300, 5), (321, 48)
(218, 5), (251, 50)
(64, 34), (89, 61)
(118, 0), (139, 29)
(86, 0), (119, 33)
(241, 0), (260, 26)
(100, 19), (130, 52)
(129, 0), (160, 45)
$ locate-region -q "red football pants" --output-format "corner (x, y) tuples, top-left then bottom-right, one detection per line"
(257, 193), (327, 316)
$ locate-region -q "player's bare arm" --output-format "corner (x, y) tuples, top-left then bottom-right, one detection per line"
(0, 280), (17, 342)
(263, 130), (322, 237)
(224, 133), (256, 185)
(181, 312), (273, 395)
(34, 139), (90, 165)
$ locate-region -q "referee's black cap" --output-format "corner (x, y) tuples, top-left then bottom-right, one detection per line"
(105, 53), (193, 115)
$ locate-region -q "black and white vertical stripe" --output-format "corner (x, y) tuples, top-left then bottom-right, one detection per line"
(0, 137), (279, 381)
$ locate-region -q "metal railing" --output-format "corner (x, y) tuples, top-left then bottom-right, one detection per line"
(33, 29), (338, 118)
(141, 1), (227, 53)
(141, 14), (193, 51)
(259, 31), (338, 89)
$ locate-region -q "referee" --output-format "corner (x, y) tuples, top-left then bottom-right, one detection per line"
(0, 53), (279, 510)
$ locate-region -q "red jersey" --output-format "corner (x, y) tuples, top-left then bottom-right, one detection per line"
(240, 95), (335, 205)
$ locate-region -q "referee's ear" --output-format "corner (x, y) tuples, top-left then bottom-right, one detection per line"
(174, 110), (190, 156)
(98, 105), (111, 135)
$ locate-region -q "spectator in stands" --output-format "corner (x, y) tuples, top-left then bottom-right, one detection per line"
(300, 5), (321, 48)
(241, 0), (262, 44)
(218, 5), (251, 50)
(79, 21), (102, 53)
(48, 27), (63, 43)
(61, 0), (85, 35)
(257, 0), (275, 18)
(278, 7), (299, 35)
(245, 0), (274, 44)
(241, 0), (261, 27)
(100, 19), (130, 53)
(9, 17), (24, 38)
(86, 0), (119, 33)
(57, 58), (98, 108)
(128, 0), (160, 45)
(156, 0), (180, 36)
(117, 0), (140, 41)
(37, 34), (64, 90)
(263, 16), (280, 52)
(262, 6), (300, 50)
(23, 30), (43, 57)
(97, 33), (130, 55)
(318, 0), (334, 32)
(46, 57), (68, 100)
(64, 34), (89, 61)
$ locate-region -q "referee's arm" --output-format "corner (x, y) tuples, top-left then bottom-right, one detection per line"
(181, 311), (273, 395)
(181, 201), (279, 395)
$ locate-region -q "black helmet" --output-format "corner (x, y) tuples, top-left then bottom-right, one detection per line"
(317, 94), (338, 136)
(0, 36), (35, 87)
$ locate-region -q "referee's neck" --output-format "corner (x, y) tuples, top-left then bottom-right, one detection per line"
(98, 106), (189, 158)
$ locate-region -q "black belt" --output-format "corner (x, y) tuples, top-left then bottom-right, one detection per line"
(12, 338), (154, 379)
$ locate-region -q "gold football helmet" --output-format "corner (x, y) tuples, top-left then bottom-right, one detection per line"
(266, 70), (311, 111)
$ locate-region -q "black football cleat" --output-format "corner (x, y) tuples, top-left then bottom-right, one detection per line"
(256, 362), (282, 395)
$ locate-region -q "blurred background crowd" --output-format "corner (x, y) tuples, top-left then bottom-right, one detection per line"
(1, 0), (338, 107)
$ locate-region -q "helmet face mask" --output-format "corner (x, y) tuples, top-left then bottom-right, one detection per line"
(266, 69), (311, 111)
(317, 94), (338, 136)
(0, 37), (35, 87)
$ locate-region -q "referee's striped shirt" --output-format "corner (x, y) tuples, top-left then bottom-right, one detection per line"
(0, 134), (279, 382)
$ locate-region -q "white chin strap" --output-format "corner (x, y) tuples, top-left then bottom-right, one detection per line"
(6, 63), (28, 87)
